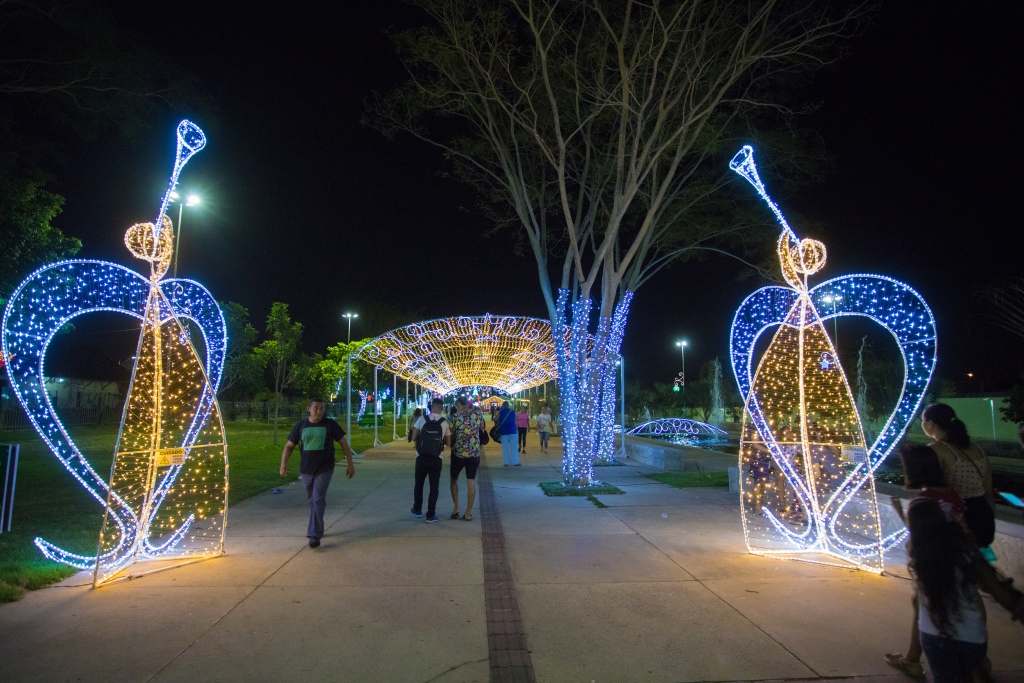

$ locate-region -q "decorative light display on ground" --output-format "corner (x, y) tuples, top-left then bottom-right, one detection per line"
(728, 146), (936, 573)
(627, 419), (728, 445)
(1, 121), (228, 586)
(356, 316), (558, 395)
(357, 390), (368, 421)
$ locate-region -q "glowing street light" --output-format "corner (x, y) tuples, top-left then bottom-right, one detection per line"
(675, 340), (688, 390)
(169, 191), (200, 278)
(343, 312), (359, 438)
(822, 293), (843, 348)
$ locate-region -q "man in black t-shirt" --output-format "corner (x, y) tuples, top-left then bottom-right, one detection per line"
(280, 398), (356, 547)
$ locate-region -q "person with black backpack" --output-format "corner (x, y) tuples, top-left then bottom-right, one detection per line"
(410, 398), (451, 523)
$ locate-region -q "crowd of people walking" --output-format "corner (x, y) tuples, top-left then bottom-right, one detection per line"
(276, 397), (1021, 682)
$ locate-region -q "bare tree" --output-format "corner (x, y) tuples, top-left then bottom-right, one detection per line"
(0, 0), (212, 144)
(978, 278), (1024, 340)
(369, 0), (872, 485)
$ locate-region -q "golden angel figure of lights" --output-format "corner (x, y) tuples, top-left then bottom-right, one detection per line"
(728, 146), (936, 572)
(1, 120), (229, 586)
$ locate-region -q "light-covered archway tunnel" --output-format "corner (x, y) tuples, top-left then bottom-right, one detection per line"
(355, 315), (556, 394)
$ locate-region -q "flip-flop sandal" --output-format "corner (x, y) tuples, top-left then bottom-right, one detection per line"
(884, 653), (924, 679)
(462, 514), (473, 521)
(450, 512), (461, 519)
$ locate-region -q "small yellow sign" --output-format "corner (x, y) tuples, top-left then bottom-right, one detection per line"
(155, 448), (186, 467)
(841, 445), (868, 464)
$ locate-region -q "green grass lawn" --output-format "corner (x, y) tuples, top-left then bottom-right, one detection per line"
(0, 417), (403, 603)
(644, 471), (730, 488)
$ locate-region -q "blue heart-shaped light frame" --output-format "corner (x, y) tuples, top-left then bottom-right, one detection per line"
(1, 259), (226, 567)
(730, 273), (937, 470)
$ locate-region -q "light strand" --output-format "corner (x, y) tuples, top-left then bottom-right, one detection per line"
(727, 146), (936, 573)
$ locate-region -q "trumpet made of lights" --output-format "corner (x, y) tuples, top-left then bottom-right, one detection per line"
(1, 121), (228, 586)
(728, 146), (936, 573)
(357, 316), (557, 395)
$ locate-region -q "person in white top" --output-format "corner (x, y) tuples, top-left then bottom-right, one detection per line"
(410, 398), (451, 523)
(536, 406), (552, 454)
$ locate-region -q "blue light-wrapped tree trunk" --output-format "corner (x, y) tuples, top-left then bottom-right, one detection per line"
(552, 289), (633, 487)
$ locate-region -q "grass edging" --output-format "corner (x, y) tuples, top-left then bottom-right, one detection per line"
(539, 481), (624, 509)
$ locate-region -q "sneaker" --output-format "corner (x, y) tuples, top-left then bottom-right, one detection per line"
(425, 515), (439, 523)
(410, 507), (423, 517)
(308, 538), (320, 548)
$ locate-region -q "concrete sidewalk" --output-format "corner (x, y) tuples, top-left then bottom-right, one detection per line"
(1, 437), (1022, 682)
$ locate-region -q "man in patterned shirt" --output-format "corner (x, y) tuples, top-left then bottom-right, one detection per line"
(448, 395), (484, 521)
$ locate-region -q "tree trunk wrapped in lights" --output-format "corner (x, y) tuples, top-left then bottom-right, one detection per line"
(552, 290), (632, 486)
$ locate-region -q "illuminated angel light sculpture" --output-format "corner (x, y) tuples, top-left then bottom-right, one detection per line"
(1, 120), (228, 586)
(356, 316), (557, 395)
(728, 146), (935, 573)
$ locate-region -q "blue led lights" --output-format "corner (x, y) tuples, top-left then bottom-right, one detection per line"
(1, 121), (229, 585)
(727, 146), (936, 573)
(627, 418), (728, 440)
(552, 290), (633, 487)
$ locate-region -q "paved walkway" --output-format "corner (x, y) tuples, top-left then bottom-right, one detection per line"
(1, 438), (1022, 682)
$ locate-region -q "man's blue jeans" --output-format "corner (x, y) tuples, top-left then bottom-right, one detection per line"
(300, 468), (334, 539)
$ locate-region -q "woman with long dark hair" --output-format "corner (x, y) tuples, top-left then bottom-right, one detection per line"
(906, 499), (989, 683)
(886, 444), (967, 679)
(920, 403), (996, 550)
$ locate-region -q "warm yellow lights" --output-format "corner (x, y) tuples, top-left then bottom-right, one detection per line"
(357, 316), (557, 394)
(727, 146), (936, 573)
(1, 120), (229, 585)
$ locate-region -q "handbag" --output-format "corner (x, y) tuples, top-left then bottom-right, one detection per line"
(950, 443), (997, 547)
(489, 423), (503, 442)
(480, 426), (490, 446)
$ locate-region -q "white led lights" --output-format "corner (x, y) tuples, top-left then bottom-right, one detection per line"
(627, 419), (728, 440)
(728, 146), (936, 573)
(552, 291), (632, 487)
(1, 121), (228, 586)
(356, 316), (559, 395)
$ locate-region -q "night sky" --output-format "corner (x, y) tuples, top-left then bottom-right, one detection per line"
(46, 2), (1024, 392)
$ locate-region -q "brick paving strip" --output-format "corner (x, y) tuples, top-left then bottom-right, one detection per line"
(477, 458), (537, 683)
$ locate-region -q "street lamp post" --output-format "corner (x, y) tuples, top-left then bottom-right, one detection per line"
(343, 313), (358, 439)
(170, 192), (200, 278)
(373, 366), (383, 447)
(392, 374), (398, 440)
(676, 340), (688, 388)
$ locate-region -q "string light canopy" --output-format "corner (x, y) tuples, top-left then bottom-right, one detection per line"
(1, 120), (229, 586)
(728, 146), (936, 574)
(356, 316), (558, 395)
